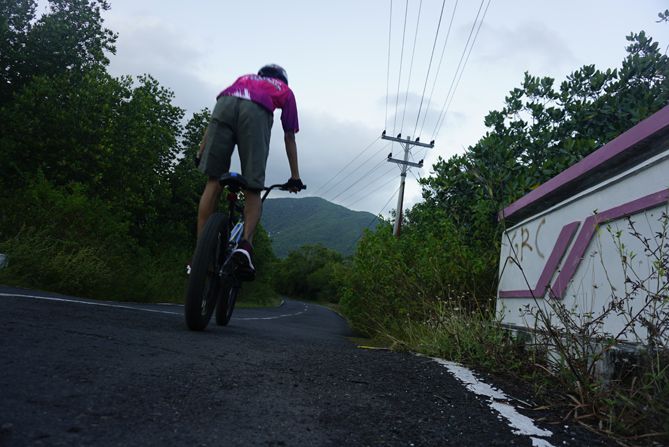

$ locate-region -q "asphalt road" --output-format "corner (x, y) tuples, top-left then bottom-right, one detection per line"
(0, 285), (612, 446)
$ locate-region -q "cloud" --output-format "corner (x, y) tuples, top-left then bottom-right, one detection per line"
(473, 21), (578, 74)
(106, 16), (216, 116)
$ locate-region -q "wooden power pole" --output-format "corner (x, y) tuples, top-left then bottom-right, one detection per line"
(382, 131), (434, 237)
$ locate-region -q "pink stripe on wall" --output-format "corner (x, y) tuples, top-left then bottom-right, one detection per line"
(499, 222), (580, 299)
(550, 189), (669, 299)
(500, 189), (669, 299)
(500, 105), (669, 221)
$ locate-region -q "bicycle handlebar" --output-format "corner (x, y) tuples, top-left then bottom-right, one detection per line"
(261, 182), (307, 201)
(264, 183), (307, 192)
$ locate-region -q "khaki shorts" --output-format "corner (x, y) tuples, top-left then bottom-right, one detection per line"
(198, 95), (273, 190)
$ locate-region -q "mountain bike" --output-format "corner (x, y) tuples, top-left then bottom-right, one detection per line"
(185, 172), (305, 331)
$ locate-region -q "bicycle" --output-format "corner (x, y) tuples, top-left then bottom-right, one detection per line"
(184, 172), (306, 331)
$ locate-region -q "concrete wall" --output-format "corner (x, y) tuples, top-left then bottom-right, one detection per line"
(496, 108), (669, 345)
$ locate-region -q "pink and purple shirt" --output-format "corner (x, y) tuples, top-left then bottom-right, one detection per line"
(218, 74), (299, 133)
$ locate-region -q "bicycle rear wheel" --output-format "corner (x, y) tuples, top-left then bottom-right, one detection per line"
(215, 281), (240, 326)
(185, 213), (229, 331)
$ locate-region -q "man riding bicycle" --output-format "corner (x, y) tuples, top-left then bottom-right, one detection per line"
(196, 64), (303, 278)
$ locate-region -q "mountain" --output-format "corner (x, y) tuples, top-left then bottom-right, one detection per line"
(261, 197), (379, 258)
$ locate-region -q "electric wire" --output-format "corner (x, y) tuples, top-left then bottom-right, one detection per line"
(384, 0), (393, 131)
(320, 142), (392, 200)
(346, 173), (400, 209)
(399, 0), (423, 133)
(375, 185), (401, 222)
(411, 0), (447, 137)
(311, 136), (380, 196)
(358, 186), (401, 240)
(418, 0), (459, 137)
(392, 0), (410, 135)
(338, 165), (398, 208)
(329, 157), (389, 203)
(431, 0), (488, 139)
(433, 0), (492, 138)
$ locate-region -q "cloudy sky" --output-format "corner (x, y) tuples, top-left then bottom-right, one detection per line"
(65, 0), (669, 215)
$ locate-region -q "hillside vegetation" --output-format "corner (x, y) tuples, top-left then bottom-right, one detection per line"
(0, 0), (277, 305)
(262, 197), (378, 257)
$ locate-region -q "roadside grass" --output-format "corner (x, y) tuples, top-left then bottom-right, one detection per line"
(349, 301), (669, 446)
(0, 230), (281, 309)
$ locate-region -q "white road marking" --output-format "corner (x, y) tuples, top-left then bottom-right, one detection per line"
(432, 358), (555, 447)
(0, 293), (308, 321)
(235, 304), (308, 321)
(0, 292), (181, 315)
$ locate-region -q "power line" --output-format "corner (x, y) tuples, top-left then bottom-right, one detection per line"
(392, 0), (410, 134)
(338, 165), (398, 208)
(375, 186), (401, 222)
(399, 0), (423, 133)
(412, 0), (447, 137)
(320, 142), (391, 200)
(346, 170), (401, 209)
(434, 0), (492, 138)
(431, 0), (488, 139)
(358, 186), (401, 240)
(329, 157), (389, 203)
(312, 136), (380, 196)
(384, 0), (393, 131)
(418, 0), (459, 137)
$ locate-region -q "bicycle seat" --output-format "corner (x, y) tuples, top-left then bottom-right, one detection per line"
(219, 172), (248, 192)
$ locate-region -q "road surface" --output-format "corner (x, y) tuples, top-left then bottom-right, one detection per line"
(0, 286), (611, 446)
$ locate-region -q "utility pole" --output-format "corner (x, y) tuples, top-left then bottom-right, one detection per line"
(382, 131), (434, 237)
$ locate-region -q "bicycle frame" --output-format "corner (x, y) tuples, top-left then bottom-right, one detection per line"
(185, 174), (306, 330)
(223, 182), (298, 253)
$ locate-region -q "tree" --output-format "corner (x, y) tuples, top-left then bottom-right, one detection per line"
(423, 31), (669, 221)
(0, 0), (116, 103)
(273, 245), (344, 301)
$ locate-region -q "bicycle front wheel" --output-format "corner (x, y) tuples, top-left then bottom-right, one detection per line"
(215, 281), (240, 326)
(185, 213), (229, 331)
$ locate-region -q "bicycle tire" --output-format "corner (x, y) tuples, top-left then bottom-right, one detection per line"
(184, 213), (229, 331)
(215, 282), (239, 326)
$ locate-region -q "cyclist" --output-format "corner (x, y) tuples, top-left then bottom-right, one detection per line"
(196, 64), (303, 279)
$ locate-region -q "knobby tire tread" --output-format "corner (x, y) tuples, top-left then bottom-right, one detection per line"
(184, 213), (228, 331)
(215, 284), (239, 326)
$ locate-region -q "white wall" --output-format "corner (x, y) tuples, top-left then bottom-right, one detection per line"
(497, 150), (669, 344)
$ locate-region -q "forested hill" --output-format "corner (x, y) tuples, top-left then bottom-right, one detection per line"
(261, 197), (378, 257)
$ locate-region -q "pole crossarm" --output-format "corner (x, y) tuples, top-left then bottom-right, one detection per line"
(380, 130), (435, 238)
(381, 133), (435, 148)
(387, 157), (423, 168)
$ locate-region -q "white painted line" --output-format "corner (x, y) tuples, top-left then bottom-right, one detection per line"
(432, 358), (555, 446)
(1, 292), (309, 321)
(0, 292), (181, 315)
(235, 304), (308, 320)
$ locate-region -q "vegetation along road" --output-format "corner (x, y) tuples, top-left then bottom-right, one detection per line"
(0, 286), (611, 446)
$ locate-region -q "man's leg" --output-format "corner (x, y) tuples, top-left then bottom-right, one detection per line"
(197, 177), (222, 237)
(242, 189), (261, 243)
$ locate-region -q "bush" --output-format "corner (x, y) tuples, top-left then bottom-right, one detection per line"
(272, 244), (345, 302)
(0, 176), (191, 302)
(339, 214), (498, 337)
(0, 228), (112, 296)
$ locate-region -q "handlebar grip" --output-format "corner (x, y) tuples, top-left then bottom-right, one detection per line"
(279, 184), (307, 191)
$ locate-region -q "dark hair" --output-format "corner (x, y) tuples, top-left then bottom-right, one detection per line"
(258, 64), (288, 85)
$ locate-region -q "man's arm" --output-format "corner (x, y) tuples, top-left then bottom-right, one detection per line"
(284, 131), (300, 180)
(198, 127), (208, 158)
